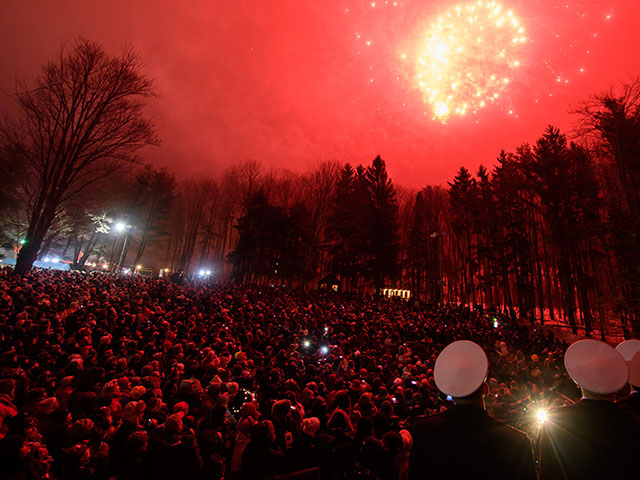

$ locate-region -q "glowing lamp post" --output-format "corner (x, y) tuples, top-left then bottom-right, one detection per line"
(112, 221), (133, 274)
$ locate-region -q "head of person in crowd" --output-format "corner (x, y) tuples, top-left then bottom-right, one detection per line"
(302, 417), (321, 438)
(327, 408), (354, 434)
(433, 340), (489, 408)
(19, 441), (53, 479)
(122, 400), (146, 427)
(564, 339), (628, 400)
(250, 420), (277, 448)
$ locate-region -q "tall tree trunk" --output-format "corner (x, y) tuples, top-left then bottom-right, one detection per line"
(540, 226), (555, 321)
(15, 202), (58, 275)
(134, 206), (156, 266)
(74, 232), (100, 269)
(560, 265), (578, 334)
(573, 244), (593, 336)
(61, 237), (73, 259)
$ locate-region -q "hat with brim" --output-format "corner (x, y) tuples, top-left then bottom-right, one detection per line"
(629, 353), (640, 387)
(565, 339), (628, 394)
(615, 339), (640, 362)
(616, 340), (640, 386)
(434, 340), (488, 398)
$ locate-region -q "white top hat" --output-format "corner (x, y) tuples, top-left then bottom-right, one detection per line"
(616, 339), (640, 386)
(564, 339), (628, 395)
(434, 340), (488, 398)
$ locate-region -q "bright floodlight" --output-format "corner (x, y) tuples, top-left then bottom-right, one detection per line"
(199, 270), (205, 276)
(136, 264), (142, 270)
(206, 270), (211, 275)
(320, 346), (329, 355)
(44, 257), (50, 262)
(51, 258), (59, 263)
(114, 222), (126, 232)
(303, 340), (311, 348)
(537, 409), (548, 423)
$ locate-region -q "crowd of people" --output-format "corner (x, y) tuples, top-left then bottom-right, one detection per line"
(0, 268), (628, 479)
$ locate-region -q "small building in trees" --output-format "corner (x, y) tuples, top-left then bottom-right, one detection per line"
(318, 273), (340, 292)
(379, 287), (411, 300)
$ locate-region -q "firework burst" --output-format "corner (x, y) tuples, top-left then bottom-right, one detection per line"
(413, 1), (526, 121)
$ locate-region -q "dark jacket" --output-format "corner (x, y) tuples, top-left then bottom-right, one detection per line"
(616, 390), (640, 420)
(146, 433), (202, 480)
(409, 404), (535, 480)
(240, 441), (287, 480)
(538, 398), (640, 480)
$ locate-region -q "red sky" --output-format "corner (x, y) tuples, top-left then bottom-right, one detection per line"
(1, 1), (638, 188)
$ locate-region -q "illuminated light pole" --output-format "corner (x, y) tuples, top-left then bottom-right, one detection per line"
(112, 221), (133, 274)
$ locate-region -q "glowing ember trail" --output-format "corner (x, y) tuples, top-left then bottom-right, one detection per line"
(414, 1), (526, 121)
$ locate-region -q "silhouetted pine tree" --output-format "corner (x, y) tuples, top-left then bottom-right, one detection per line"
(577, 79), (640, 334)
(408, 191), (428, 299)
(531, 126), (591, 333)
(492, 150), (534, 321)
(474, 165), (497, 309)
(408, 186), (448, 302)
(365, 155), (400, 289)
(282, 202), (314, 284)
(327, 165), (357, 290)
(448, 166), (478, 305)
(229, 192), (288, 283)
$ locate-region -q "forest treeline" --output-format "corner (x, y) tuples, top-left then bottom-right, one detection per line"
(2, 40), (640, 337)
